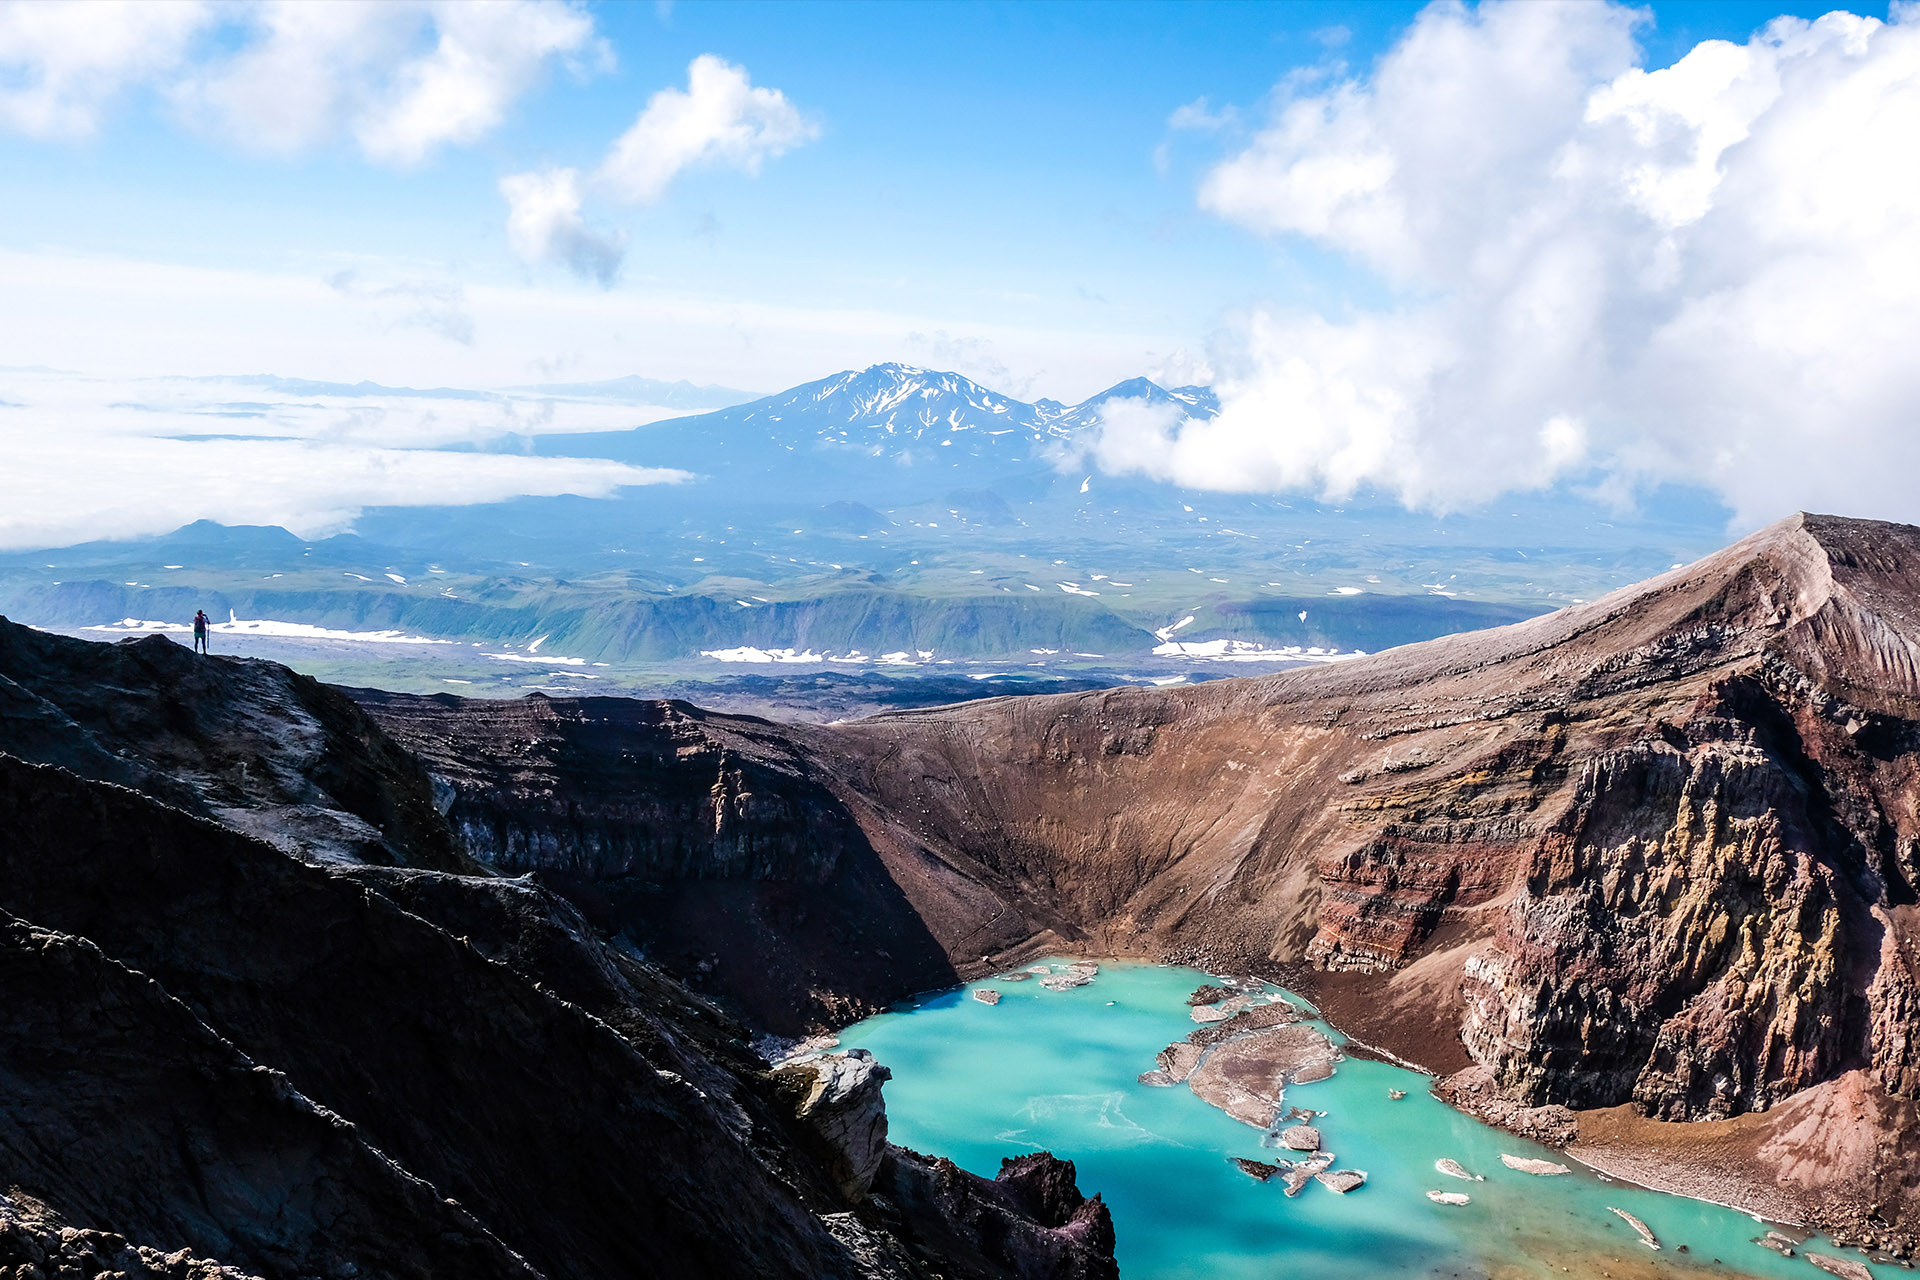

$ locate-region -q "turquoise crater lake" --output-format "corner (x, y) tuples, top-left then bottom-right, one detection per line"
(843, 960), (1871, 1280)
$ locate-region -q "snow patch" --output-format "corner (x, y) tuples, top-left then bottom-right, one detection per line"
(1153, 614), (1198, 642)
(1153, 638), (1365, 663)
(699, 646), (824, 664)
(88, 617), (454, 645)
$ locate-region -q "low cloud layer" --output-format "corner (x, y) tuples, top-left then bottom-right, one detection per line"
(500, 55), (817, 284)
(0, 369), (686, 550)
(0, 0), (600, 161)
(1098, 1), (1920, 526)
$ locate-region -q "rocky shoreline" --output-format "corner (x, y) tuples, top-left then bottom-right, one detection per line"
(892, 955), (1920, 1271)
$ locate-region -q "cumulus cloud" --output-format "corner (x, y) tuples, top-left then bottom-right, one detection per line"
(1111, 1), (1920, 526)
(599, 54), (817, 203)
(500, 54), (817, 281)
(498, 169), (625, 286)
(0, 0), (600, 161)
(0, 0), (211, 137)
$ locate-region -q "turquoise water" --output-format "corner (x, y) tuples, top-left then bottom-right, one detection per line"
(844, 960), (1875, 1280)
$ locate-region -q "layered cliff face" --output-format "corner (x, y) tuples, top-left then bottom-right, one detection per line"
(346, 689), (972, 1029)
(793, 517), (1919, 1112)
(0, 702), (1116, 1276)
(798, 513), (1920, 1234)
(351, 513), (1920, 1235)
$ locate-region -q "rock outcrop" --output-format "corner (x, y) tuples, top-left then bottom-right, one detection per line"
(776, 1050), (893, 1201)
(0, 620), (466, 869)
(873, 1152), (1118, 1280)
(0, 1190), (261, 1280)
(347, 689), (968, 1031)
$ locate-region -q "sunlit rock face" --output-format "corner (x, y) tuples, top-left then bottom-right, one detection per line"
(803, 515), (1920, 1127)
(777, 1049), (893, 1200)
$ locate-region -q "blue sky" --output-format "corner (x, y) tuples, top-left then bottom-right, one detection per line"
(0, 0), (1857, 394)
(3, 0), (1918, 545)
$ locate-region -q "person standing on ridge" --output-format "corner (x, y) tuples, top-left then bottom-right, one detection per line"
(192, 609), (211, 654)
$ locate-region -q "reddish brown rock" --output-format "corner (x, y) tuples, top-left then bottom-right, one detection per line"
(306, 511), (1920, 1237)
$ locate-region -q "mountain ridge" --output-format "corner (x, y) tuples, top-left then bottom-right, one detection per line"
(351, 511), (1920, 1247)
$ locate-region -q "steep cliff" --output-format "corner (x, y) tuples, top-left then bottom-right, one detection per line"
(345, 689), (979, 1030)
(0, 748), (1116, 1279)
(9, 513), (1916, 1252)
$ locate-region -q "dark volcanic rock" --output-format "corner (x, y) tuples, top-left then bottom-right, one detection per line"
(348, 689), (976, 1031)
(16, 509), (1920, 1246)
(334, 514), (1920, 1233)
(0, 748), (1116, 1280)
(766, 513), (1920, 1234)
(0, 913), (533, 1280)
(874, 1151), (1118, 1280)
(0, 620), (465, 869)
(0, 1188), (261, 1280)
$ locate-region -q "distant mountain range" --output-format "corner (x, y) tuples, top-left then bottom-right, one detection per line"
(534, 362), (1217, 494)
(0, 359), (1737, 693)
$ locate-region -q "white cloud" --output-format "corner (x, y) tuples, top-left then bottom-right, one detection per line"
(0, 0), (599, 161)
(598, 53), (817, 204)
(501, 54), (817, 281)
(0, 0), (211, 138)
(1125, 1), (1920, 526)
(0, 367), (687, 548)
(0, 246), (1176, 412)
(499, 168), (625, 286)
(1168, 97), (1238, 133)
(351, 1), (603, 165)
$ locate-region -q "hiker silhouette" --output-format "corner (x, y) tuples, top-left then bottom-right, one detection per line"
(192, 609), (211, 654)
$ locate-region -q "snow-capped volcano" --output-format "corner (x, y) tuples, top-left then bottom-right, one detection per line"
(534, 362), (1216, 495)
(1050, 377), (1218, 433)
(754, 363), (1066, 450)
